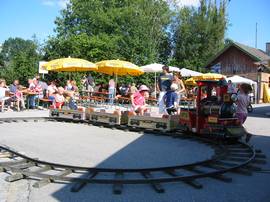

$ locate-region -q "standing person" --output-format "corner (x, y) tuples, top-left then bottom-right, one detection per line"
(227, 80), (236, 94)
(28, 79), (37, 109)
(172, 72), (186, 107)
(236, 83), (252, 142)
(108, 78), (116, 104)
(157, 65), (173, 114)
(86, 73), (95, 95)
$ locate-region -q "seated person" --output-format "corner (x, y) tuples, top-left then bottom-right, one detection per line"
(46, 81), (58, 101)
(130, 85), (149, 116)
(54, 87), (65, 109)
(10, 80), (25, 111)
(0, 79), (12, 112)
(28, 79), (42, 109)
(163, 83), (178, 115)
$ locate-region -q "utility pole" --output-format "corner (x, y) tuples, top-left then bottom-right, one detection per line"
(255, 22), (258, 48)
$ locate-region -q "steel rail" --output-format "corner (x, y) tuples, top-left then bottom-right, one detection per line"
(0, 117), (265, 192)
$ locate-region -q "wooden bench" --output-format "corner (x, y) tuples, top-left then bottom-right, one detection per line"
(116, 96), (131, 104)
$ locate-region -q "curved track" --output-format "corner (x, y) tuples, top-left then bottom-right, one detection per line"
(0, 117), (266, 194)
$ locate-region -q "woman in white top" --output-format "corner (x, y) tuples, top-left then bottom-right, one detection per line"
(0, 79), (12, 112)
(172, 72), (186, 113)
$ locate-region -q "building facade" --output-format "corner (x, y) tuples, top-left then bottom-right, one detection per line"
(204, 41), (270, 103)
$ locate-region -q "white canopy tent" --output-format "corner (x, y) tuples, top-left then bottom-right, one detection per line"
(169, 66), (181, 72)
(141, 63), (164, 98)
(141, 64), (181, 97)
(141, 63), (164, 73)
(226, 75), (256, 85)
(226, 75), (258, 103)
(180, 68), (202, 77)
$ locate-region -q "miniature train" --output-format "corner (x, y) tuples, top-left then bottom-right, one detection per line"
(50, 79), (246, 139)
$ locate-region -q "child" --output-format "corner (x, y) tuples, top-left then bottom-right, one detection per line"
(236, 83), (252, 142)
(130, 85), (149, 115)
(163, 83), (178, 115)
(54, 87), (65, 109)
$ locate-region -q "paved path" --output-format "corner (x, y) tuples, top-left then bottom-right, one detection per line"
(0, 107), (269, 202)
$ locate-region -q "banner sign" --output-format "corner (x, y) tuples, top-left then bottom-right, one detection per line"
(39, 61), (48, 74)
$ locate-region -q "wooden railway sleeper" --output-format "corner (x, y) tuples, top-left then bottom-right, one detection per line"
(0, 159), (28, 167)
(164, 169), (203, 189)
(141, 171), (165, 193)
(184, 166), (232, 183)
(113, 171), (124, 195)
(70, 171), (98, 192)
(5, 173), (25, 182)
(33, 169), (73, 188)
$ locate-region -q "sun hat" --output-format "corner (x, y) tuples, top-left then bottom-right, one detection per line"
(170, 83), (178, 91)
(139, 85), (150, 92)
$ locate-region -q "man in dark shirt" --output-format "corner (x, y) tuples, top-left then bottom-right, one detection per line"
(157, 65), (173, 114)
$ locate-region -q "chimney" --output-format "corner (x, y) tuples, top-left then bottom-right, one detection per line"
(266, 42), (270, 56)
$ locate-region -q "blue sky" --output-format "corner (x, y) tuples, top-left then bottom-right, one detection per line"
(0, 0), (269, 51)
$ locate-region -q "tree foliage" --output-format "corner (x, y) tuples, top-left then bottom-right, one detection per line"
(0, 0), (228, 87)
(0, 37), (41, 85)
(172, 0), (228, 71)
(43, 0), (172, 86)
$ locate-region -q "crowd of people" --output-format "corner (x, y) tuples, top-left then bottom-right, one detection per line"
(0, 67), (253, 126)
(0, 75), (82, 112)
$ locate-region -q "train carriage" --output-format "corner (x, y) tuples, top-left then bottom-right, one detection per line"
(128, 114), (179, 132)
(50, 107), (85, 120)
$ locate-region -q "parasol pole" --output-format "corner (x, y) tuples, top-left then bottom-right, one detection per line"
(155, 72), (157, 98)
(115, 73), (118, 98)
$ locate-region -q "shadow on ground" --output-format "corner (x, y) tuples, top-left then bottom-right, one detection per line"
(49, 130), (270, 202)
(248, 105), (270, 118)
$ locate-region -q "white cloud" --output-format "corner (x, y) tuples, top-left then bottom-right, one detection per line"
(42, 0), (69, 9)
(57, 0), (69, 9)
(174, 0), (200, 8)
(42, 0), (55, 7)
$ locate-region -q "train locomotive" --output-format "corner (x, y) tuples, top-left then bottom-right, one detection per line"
(179, 79), (245, 139)
(49, 78), (246, 140)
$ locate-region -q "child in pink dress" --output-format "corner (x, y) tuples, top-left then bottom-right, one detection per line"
(130, 85), (149, 115)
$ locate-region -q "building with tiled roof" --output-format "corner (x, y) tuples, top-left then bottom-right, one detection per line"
(203, 41), (270, 103)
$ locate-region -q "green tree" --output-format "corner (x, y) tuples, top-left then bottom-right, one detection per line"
(172, 0), (228, 71)
(0, 37), (41, 85)
(43, 0), (172, 86)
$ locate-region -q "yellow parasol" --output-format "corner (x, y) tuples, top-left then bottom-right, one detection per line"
(43, 57), (97, 72)
(192, 73), (225, 81)
(95, 59), (143, 76)
(185, 77), (197, 86)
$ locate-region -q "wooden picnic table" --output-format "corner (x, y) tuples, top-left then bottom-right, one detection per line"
(22, 91), (40, 109)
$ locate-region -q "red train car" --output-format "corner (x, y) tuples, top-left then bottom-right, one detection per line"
(179, 79), (246, 139)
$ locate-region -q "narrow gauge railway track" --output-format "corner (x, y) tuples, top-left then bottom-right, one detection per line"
(0, 117), (267, 194)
